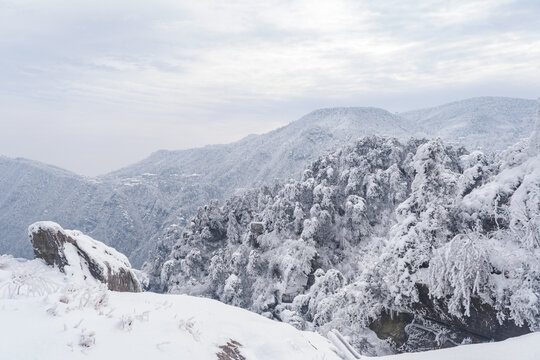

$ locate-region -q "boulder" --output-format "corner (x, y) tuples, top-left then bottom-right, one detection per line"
(369, 284), (530, 351)
(249, 222), (265, 235)
(29, 221), (141, 292)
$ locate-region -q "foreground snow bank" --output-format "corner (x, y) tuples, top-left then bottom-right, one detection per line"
(1, 254), (539, 360)
(0, 255), (340, 360)
(379, 333), (540, 360)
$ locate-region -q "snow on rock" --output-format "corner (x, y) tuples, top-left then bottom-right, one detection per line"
(28, 221), (141, 292)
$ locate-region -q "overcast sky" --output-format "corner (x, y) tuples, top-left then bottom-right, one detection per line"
(1, 0), (539, 176)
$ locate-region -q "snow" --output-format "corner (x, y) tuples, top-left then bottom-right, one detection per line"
(1, 254), (540, 359)
(27, 220), (64, 235)
(378, 333), (540, 360)
(0, 293), (342, 360)
(28, 221), (134, 276)
(0, 255), (340, 360)
(528, 97), (540, 156)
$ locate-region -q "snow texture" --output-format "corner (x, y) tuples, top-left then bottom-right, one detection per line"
(1, 255), (540, 359)
(377, 332), (540, 360)
(0, 255), (341, 360)
(528, 97), (540, 156)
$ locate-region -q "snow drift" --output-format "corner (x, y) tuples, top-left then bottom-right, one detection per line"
(1, 249), (540, 359)
(0, 254), (342, 360)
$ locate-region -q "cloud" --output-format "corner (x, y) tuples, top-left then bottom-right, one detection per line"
(0, 0), (538, 175)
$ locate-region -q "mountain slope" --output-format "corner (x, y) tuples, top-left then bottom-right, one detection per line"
(401, 97), (536, 151)
(0, 98), (536, 267)
(107, 107), (413, 189)
(146, 131), (540, 352)
(0, 156), (185, 266)
(0, 108), (413, 266)
(0, 156), (90, 258)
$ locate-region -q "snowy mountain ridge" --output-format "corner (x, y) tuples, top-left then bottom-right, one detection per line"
(401, 96), (536, 151)
(0, 97), (536, 268)
(145, 126), (540, 353)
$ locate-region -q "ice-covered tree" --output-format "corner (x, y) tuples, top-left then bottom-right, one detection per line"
(144, 135), (540, 352)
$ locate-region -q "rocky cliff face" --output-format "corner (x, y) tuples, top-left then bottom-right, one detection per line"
(29, 221), (141, 292)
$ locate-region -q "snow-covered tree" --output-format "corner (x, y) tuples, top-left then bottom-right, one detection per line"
(144, 134), (540, 352)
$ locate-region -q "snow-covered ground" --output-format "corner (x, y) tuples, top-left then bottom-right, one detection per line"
(0, 255), (339, 360)
(1, 255), (540, 360)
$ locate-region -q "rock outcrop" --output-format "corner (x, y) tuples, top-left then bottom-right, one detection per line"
(29, 221), (141, 292)
(368, 284), (530, 351)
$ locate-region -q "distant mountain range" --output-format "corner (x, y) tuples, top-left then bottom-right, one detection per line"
(402, 96), (536, 151)
(0, 97), (536, 267)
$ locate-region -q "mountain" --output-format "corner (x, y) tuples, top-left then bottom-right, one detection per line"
(0, 156), (88, 258)
(0, 98), (536, 268)
(401, 97), (537, 152)
(0, 108), (413, 267)
(0, 156), (183, 266)
(107, 107), (413, 189)
(146, 130), (540, 352)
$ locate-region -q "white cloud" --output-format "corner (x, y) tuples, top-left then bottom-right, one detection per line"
(0, 0), (538, 175)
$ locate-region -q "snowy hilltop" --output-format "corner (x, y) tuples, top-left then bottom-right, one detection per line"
(146, 125), (540, 353)
(0, 97), (536, 269)
(0, 235), (341, 360)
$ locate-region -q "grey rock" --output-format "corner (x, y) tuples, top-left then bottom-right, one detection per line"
(29, 221), (141, 292)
